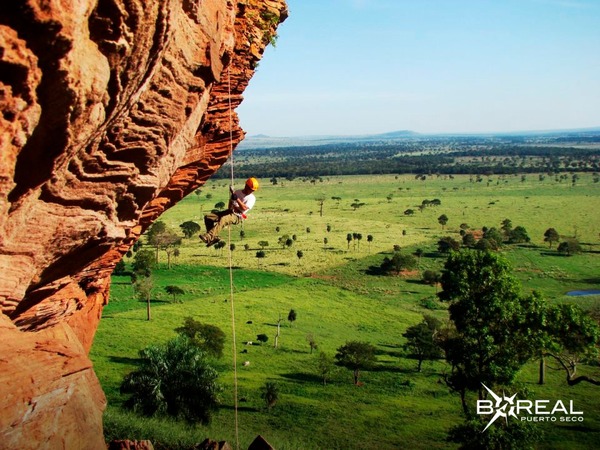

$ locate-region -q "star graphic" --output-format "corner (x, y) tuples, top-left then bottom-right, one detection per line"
(481, 384), (518, 432)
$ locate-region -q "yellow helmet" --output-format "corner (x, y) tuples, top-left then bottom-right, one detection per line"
(245, 177), (259, 191)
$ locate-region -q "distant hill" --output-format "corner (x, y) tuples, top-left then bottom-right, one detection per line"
(373, 130), (420, 138)
(238, 127), (600, 150)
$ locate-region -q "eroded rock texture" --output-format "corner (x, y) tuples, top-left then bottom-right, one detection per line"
(0, 1), (287, 448)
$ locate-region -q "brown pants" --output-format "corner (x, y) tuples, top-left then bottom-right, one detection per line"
(203, 210), (241, 243)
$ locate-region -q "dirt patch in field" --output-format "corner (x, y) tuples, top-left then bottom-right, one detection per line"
(398, 270), (419, 277)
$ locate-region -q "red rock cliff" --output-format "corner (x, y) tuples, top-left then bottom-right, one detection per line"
(0, 1), (287, 448)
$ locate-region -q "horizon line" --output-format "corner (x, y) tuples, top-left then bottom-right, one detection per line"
(245, 125), (600, 140)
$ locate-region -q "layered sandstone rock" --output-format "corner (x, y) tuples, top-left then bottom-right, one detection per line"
(0, 1), (287, 448)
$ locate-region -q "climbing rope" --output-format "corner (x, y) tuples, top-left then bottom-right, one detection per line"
(226, 66), (240, 450)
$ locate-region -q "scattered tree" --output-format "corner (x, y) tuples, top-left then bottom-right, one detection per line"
(413, 248), (424, 264)
(288, 309), (297, 327)
(316, 196), (326, 217)
(380, 252), (417, 275)
(147, 223), (181, 268)
(335, 341), (377, 385)
(278, 234), (291, 249)
(422, 270), (441, 289)
(501, 218), (513, 236)
(133, 276), (154, 321)
(180, 221), (201, 239)
(437, 236), (460, 254)
(175, 317), (226, 359)
(146, 221), (166, 255)
(164, 285), (185, 303)
(402, 316), (443, 371)
(508, 225), (531, 244)
(316, 351), (334, 386)
(355, 233), (363, 250)
(483, 227), (504, 248)
(256, 333), (269, 344)
(543, 228), (560, 248)
(214, 240), (226, 255)
(541, 303), (600, 386)
(131, 249), (155, 281)
(437, 214), (449, 229)
(256, 250), (266, 266)
(557, 239), (582, 256)
(260, 382), (279, 410)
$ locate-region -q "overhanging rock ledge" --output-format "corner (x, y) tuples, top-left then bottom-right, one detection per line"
(0, 1), (287, 448)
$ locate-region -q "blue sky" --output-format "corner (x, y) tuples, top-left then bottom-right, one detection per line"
(236, 0), (600, 137)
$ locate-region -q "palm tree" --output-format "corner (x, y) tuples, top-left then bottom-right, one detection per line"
(367, 235), (373, 252)
(438, 214), (449, 229)
(120, 336), (222, 423)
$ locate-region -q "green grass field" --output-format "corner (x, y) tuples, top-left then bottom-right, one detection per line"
(90, 173), (600, 449)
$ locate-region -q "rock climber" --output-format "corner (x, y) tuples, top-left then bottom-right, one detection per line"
(199, 177), (259, 247)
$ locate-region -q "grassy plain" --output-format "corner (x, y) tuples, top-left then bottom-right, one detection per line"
(91, 173), (600, 449)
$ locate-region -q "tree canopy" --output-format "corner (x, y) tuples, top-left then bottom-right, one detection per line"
(120, 336), (222, 424)
(335, 341), (377, 385)
(180, 221), (201, 238)
(437, 251), (546, 414)
(402, 315), (443, 372)
(543, 228), (560, 248)
(542, 303), (600, 386)
(175, 317), (226, 359)
(380, 252), (417, 275)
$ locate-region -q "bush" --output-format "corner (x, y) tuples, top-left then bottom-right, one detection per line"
(380, 253), (417, 274)
(175, 317), (226, 358)
(120, 336), (222, 424)
(557, 239), (582, 256)
(422, 270), (441, 286)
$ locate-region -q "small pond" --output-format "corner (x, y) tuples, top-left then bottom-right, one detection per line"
(566, 290), (600, 296)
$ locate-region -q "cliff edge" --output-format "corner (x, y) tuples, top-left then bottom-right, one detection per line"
(0, 1), (287, 448)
